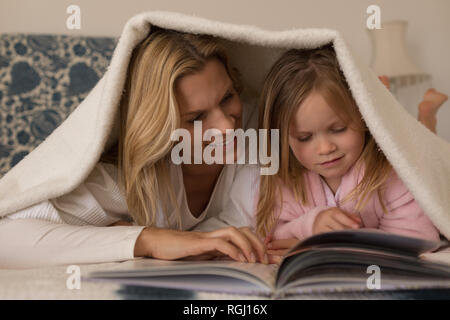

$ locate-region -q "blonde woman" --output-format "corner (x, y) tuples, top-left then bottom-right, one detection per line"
(0, 28), (267, 268)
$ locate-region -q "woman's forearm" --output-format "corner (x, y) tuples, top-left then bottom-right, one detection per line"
(0, 218), (268, 268)
(0, 218), (145, 269)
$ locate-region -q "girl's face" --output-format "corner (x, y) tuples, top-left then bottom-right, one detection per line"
(288, 90), (365, 188)
(175, 59), (243, 163)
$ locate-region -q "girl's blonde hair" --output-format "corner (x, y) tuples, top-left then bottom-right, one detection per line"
(256, 44), (392, 237)
(101, 27), (242, 227)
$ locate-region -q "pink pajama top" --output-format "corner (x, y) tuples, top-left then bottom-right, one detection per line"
(270, 162), (440, 242)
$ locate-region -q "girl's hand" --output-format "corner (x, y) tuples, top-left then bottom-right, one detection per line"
(134, 226), (269, 264)
(265, 237), (299, 265)
(266, 238), (298, 256)
(313, 207), (362, 235)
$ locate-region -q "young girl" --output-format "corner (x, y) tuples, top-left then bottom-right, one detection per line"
(254, 44), (444, 254)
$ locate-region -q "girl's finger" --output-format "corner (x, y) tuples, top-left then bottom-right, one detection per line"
(333, 212), (361, 229)
(322, 225), (334, 233)
(267, 238), (298, 250)
(314, 225), (332, 235)
(267, 254), (282, 265)
(239, 227), (268, 264)
(347, 213), (362, 224)
(267, 249), (289, 256)
(334, 208), (361, 223)
(264, 234), (273, 246)
(325, 219), (347, 231)
(344, 211), (362, 224)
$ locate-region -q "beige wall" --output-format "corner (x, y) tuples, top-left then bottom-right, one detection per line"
(1, 0), (449, 140)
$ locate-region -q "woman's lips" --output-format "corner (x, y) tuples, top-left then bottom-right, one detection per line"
(207, 136), (237, 150)
(320, 155), (344, 167)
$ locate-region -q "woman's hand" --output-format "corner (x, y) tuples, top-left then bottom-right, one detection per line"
(313, 207), (362, 235)
(134, 226), (269, 264)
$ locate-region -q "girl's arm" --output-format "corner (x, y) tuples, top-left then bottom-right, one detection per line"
(269, 180), (332, 240)
(378, 173), (440, 241)
(272, 204), (331, 241)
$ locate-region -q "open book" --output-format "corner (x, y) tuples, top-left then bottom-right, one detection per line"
(86, 229), (450, 298)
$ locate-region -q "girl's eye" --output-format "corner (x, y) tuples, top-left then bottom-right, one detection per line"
(297, 135), (311, 142)
(220, 92), (233, 105)
(331, 127), (346, 133)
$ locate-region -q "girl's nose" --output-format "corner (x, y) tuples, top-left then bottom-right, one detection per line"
(317, 137), (337, 155)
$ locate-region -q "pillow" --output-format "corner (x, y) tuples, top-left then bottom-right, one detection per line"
(0, 34), (116, 177)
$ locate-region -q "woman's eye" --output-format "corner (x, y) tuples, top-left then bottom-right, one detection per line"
(189, 114), (203, 123)
(220, 92), (233, 105)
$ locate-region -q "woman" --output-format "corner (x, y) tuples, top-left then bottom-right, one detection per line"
(0, 27), (267, 269)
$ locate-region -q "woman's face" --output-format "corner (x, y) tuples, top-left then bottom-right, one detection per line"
(175, 59), (243, 164)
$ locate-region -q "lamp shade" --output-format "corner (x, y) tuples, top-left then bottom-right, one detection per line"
(368, 20), (425, 78)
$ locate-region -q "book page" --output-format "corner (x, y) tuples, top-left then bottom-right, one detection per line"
(285, 229), (444, 258)
(88, 258), (279, 293)
(421, 247), (450, 266)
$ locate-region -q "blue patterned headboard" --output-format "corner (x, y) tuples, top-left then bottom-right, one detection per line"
(0, 34), (117, 177)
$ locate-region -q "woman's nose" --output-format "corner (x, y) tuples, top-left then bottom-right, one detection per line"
(209, 109), (236, 134)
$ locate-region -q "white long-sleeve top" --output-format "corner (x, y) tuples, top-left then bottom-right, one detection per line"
(0, 161), (250, 269)
(0, 98), (258, 269)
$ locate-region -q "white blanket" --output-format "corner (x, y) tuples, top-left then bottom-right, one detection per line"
(0, 11), (449, 239)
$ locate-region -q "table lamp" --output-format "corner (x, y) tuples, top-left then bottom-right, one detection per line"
(368, 20), (431, 117)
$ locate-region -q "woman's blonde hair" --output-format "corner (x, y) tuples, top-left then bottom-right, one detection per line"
(101, 27), (242, 227)
(256, 44), (392, 237)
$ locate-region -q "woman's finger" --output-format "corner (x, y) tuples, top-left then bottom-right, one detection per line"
(239, 227), (268, 264)
(203, 238), (246, 263)
(183, 253), (216, 261)
(207, 227), (255, 262)
(267, 238), (298, 250)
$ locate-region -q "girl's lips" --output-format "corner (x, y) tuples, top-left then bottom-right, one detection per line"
(320, 155), (344, 167)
